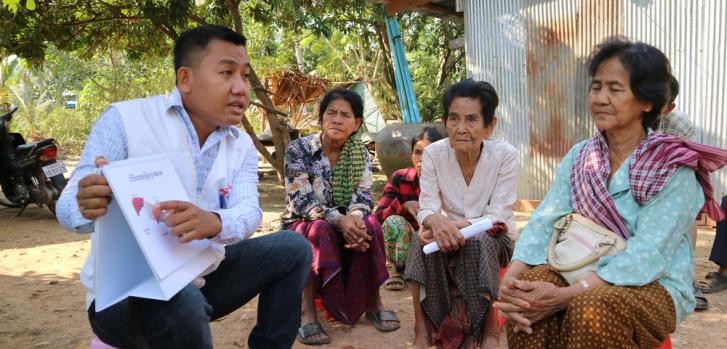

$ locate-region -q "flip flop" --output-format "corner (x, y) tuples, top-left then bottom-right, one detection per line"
(696, 271), (727, 294)
(296, 322), (331, 345)
(384, 273), (405, 291)
(694, 287), (709, 311)
(366, 310), (401, 332)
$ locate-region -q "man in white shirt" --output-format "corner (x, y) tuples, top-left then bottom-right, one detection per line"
(56, 25), (311, 349)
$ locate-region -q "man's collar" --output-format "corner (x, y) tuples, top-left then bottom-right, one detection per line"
(168, 87), (240, 139)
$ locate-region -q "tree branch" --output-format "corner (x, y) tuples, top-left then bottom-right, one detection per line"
(188, 13), (210, 26)
(60, 16), (142, 27)
(239, 114), (273, 160)
(251, 101), (288, 116)
(226, 0), (243, 33)
(154, 23), (178, 41)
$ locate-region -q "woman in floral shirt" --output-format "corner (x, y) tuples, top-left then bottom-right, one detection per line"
(282, 89), (399, 345)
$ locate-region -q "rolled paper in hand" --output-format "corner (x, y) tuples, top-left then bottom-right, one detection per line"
(422, 218), (493, 254)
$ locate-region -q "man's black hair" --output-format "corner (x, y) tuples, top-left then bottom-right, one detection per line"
(173, 25), (247, 74)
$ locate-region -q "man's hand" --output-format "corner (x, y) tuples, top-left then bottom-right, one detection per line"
(77, 156), (112, 220)
(154, 200), (222, 243)
(424, 214), (465, 252)
(337, 214), (371, 252)
(401, 200), (420, 218)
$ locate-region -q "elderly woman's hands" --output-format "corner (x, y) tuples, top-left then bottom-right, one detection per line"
(422, 214), (467, 252)
(497, 279), (569, 332)
(495, 261), (595, 334)
(337, 214), (371, 252)
(495, 261), (535, 333)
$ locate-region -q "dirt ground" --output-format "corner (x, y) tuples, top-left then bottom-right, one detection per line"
(1, 169), (726, 349)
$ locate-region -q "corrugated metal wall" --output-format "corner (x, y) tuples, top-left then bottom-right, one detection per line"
(622, 0), (727, 198)
(462, 0), (727, 199)
(350, 81), (387, 133)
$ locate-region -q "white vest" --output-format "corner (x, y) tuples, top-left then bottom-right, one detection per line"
(114, 94), (249, 210)
(82, 94), (252, 309)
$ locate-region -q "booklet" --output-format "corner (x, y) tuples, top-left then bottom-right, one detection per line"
(94, 154), (218, 312)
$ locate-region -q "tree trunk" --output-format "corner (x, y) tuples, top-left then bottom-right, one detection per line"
(227, 1), (289, 182)
(248, 67), (290, 182)
(294, 41), (305, 73)
(375, 22), (397, 95)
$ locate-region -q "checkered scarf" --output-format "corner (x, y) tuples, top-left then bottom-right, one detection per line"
(332, 135), (368, 207)
(572, 131), (727, 240)
(630, 133), (727, 221)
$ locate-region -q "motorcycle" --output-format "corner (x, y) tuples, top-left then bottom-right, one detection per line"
(0, 108), (68, 216)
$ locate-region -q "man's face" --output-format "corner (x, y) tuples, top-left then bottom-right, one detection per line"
(178, 39), (250, 132)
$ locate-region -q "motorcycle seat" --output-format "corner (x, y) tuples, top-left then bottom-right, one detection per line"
(15, 138), (56, 158)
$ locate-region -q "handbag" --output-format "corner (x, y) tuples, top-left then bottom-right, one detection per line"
(547, 213), (627, 285)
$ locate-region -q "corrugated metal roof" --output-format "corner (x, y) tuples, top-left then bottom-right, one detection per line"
(462, 0), (727, 199)
(350, 81), (387, 133)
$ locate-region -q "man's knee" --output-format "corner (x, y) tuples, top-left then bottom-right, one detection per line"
(276, 230), (313, 266)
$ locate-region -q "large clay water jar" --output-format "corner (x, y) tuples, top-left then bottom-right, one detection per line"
(376, 122), (446, 178)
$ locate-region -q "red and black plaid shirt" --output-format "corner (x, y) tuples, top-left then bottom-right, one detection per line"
(374, 166), (420, 229)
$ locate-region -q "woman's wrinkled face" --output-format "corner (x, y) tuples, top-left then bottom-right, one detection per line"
(445, 97), (489, 153)
(320, 98), (361, 143)
(411, 139), (432, 177)
(589, 57), (653, 133)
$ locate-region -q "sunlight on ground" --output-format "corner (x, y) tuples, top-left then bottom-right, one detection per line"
(0, 240), (88, 279)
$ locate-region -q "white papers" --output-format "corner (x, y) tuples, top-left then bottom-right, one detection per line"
(422, 218), (493, 254)
(94, 154), (218, 312)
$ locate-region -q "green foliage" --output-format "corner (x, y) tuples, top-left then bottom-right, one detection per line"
(75, 50), (175, 118)
(6, 60), (53, 136)
(29, 106), (94, 154)
(401, 13), (466, 122)
(0, 1), (465, 155)
(3, 47), (174, 152)
(2, 0), (35, 14)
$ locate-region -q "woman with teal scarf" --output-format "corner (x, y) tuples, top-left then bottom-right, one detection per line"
(282, 89), (399, 345)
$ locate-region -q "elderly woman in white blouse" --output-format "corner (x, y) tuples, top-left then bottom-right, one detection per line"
(405, 79), (518, 349)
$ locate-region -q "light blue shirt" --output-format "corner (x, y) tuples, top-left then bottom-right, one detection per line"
(56, 88), (262, 244)
(512, 140), (704, 323)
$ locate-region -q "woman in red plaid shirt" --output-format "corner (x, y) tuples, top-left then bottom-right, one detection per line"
(375, 127), (443, 291)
